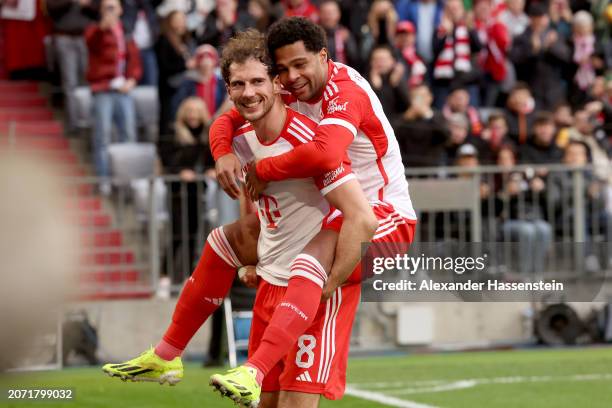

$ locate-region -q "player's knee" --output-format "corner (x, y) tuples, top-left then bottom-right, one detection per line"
(218, 217), (259, 265)
(206, 226), (243, 268)
(290, 254), (328, 289)
(278, 391), (319, 408)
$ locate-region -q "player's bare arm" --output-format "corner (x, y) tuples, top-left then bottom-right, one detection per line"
(321, 179), (378, 300)
(238, 182), (258, 289)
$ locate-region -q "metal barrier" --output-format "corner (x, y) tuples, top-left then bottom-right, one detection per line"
(62, 163), (611, 298)
(406, 163), (612, 278)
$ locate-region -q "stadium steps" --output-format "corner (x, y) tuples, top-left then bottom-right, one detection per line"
(1, 80), (152, 300)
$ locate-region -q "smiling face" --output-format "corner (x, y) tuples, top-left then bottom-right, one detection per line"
(273, 41), (329, 102)
(226, 57), (279, 123)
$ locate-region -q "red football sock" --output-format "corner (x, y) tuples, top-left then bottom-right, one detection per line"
(155, 227), (241, 360)
(247, 254), (326, 383)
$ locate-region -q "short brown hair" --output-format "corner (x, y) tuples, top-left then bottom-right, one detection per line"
(220, 29), (274, 85)
(533, 111), (554, 126)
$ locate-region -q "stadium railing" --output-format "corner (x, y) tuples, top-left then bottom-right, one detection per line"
(56, 164), (612, 298)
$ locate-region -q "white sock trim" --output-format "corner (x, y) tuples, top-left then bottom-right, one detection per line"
(290, 254), (328, 288)
(207, 227), (242, 268)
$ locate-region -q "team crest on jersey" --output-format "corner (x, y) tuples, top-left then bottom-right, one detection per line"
(327, 97), (349, 115)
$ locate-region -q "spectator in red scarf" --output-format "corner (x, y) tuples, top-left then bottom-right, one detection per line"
(442, 87), (483, 136)
(171, 44), (231, 127)
(473, 0), (511, 107)
(319, 0), (360, 70)
(394, 21), (427, 87)
(282, 0), (319, 22)
(432, 0), (482, 108)
(504, 82), (536, 145)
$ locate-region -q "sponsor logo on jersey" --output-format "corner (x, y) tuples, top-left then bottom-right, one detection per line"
(327, 97), (349, 115)
(322, 164), (345, 187)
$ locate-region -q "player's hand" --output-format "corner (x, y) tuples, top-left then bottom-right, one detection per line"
(238, 265), (258, 288)
(245, 161), (268, 201)
(215, 153), (242, 199)
(321, 279), (340, 301)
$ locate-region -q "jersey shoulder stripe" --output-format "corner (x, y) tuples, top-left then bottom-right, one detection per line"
(234, 123), (254, 137)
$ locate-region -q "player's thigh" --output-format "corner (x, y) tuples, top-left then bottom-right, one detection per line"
(298, 228), (339, 275)
(259, 391), (280, 408)
(222, 212), (260, 265)
(278, 391), (319, 408)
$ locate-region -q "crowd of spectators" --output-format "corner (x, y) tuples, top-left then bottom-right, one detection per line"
(43, 0), (612, 247)
(44, 0), (611, 158)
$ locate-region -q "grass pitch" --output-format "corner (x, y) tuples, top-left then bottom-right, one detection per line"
(2, 346), (612, 408)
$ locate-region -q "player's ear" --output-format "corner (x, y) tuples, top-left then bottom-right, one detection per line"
(225, 83), (234, 100)
(272, 75), (282, 93)
(319, 48), (329, 63)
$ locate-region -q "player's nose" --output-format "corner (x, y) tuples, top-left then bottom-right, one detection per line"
(287, 67), (301, 83)
(243, 82), (256, 97)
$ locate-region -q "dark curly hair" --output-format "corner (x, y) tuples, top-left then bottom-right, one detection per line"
(220, 29), (274, 85)
(266, 17), (327, 61)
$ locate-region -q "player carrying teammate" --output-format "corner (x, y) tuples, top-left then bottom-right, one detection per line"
(209, 18), (417, 407)
(208, 30), (376, 408)
(101, 28), (378, 401)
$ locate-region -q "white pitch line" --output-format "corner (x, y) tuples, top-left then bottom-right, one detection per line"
(351, 373), (612, 397)
(345, 385), (439, 408)
(389, 380), (478, 395)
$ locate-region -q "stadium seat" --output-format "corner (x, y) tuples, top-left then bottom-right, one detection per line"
(107, 142), (157, 182)
(107, 142), (168, 223)
(72, 86), (159, 137)
(408, 178), (482, 242)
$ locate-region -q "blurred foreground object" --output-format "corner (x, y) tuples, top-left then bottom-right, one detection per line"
(0, 153), (78, 371)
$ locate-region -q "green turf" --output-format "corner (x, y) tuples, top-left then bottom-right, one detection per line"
(2, 347), (612, 408)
